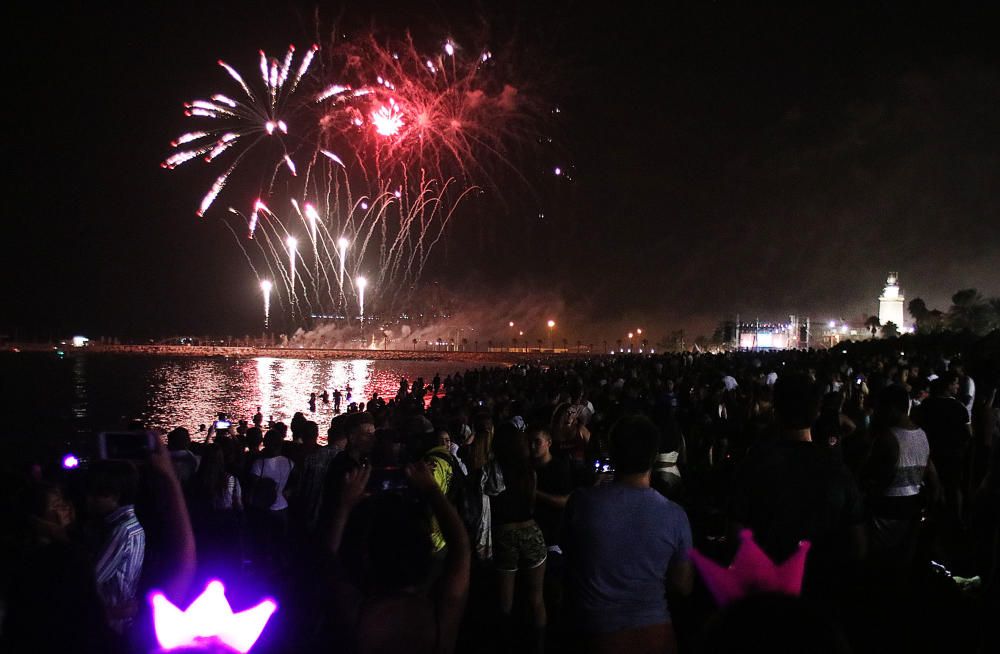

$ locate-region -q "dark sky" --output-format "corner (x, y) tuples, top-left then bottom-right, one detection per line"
(6, 1), (1000, 341)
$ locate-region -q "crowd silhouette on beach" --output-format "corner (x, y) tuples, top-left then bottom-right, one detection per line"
(1, 333), (998, 654)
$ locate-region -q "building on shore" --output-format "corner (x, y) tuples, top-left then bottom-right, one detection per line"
(878, 272), (907, 331)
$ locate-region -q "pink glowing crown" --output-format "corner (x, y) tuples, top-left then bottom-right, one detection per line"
(690, 529), (811, 607)
(150, 580), (277, 653)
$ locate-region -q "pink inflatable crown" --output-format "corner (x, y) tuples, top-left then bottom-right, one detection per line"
(690, 529), (810, 607)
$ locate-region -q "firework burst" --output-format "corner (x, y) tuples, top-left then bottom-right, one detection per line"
(163, 44), (319, 216)
(311, 32), (543, 190)
(165, 26), (553, 326)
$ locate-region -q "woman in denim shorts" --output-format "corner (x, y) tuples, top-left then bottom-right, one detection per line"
(492, 424), (547, 648)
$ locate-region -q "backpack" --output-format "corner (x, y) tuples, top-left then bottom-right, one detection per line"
(248, 462), (279, 511)
(426, 451), (483, 542)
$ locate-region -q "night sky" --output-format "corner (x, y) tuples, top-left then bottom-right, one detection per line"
(6, 1), (1000, 342)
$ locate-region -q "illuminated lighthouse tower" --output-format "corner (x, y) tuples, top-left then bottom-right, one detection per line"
(878, 272), (906, 330)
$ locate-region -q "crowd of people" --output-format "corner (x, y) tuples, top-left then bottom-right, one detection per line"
(1, 335), (998, 653)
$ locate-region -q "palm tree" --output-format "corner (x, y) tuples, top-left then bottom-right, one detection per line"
(461, 338), (468, 351)
(990, 298), (1000, 332)
(882, 321), (899, 339)
(536, 338), (543, 351)
(949, 288), (991, 334)
(615, 338), (622, 352)
(511, 337), (517, 352)
(908, 297), (930, 331)
(864, 315), (881, 338)
(412, 338), (418, 351)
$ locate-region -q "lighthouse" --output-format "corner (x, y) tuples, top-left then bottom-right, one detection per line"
(878, 273), (906, 330)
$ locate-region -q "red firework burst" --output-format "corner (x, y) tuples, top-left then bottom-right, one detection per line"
(313, 31), (545, 188)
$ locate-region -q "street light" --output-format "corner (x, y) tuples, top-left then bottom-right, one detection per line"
(547, 320), (556, 350)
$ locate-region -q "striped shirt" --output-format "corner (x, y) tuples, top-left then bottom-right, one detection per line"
(886, 427), (930, 497)
(211, 474), (243, 511)
(95, 504), (145, 633)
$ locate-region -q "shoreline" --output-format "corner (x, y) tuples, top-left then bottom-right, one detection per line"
(3, 342), (585, 364)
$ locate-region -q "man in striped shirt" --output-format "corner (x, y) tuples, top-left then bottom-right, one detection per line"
(87, 460), (146, 634)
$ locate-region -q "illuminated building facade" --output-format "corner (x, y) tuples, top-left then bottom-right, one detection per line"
(878, 272), (906, 330)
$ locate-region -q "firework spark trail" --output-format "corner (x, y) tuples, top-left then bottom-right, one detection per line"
(279, 45), (295, 88)
(172, 131), (210, 146)
(261, 279), (272, 328)
(291, 44), (318, 92)
(298, 201), (336, 309)
(221, 214), (263, 279)
(259, 50), (269, 89)
(224, 205), (288, 317)
(252, 210), (319, 318)
(218, 60), (255, 101)
(197, 167), (232, 217)
(287, 236), (297, 296)
(217, 168), (479, 319)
